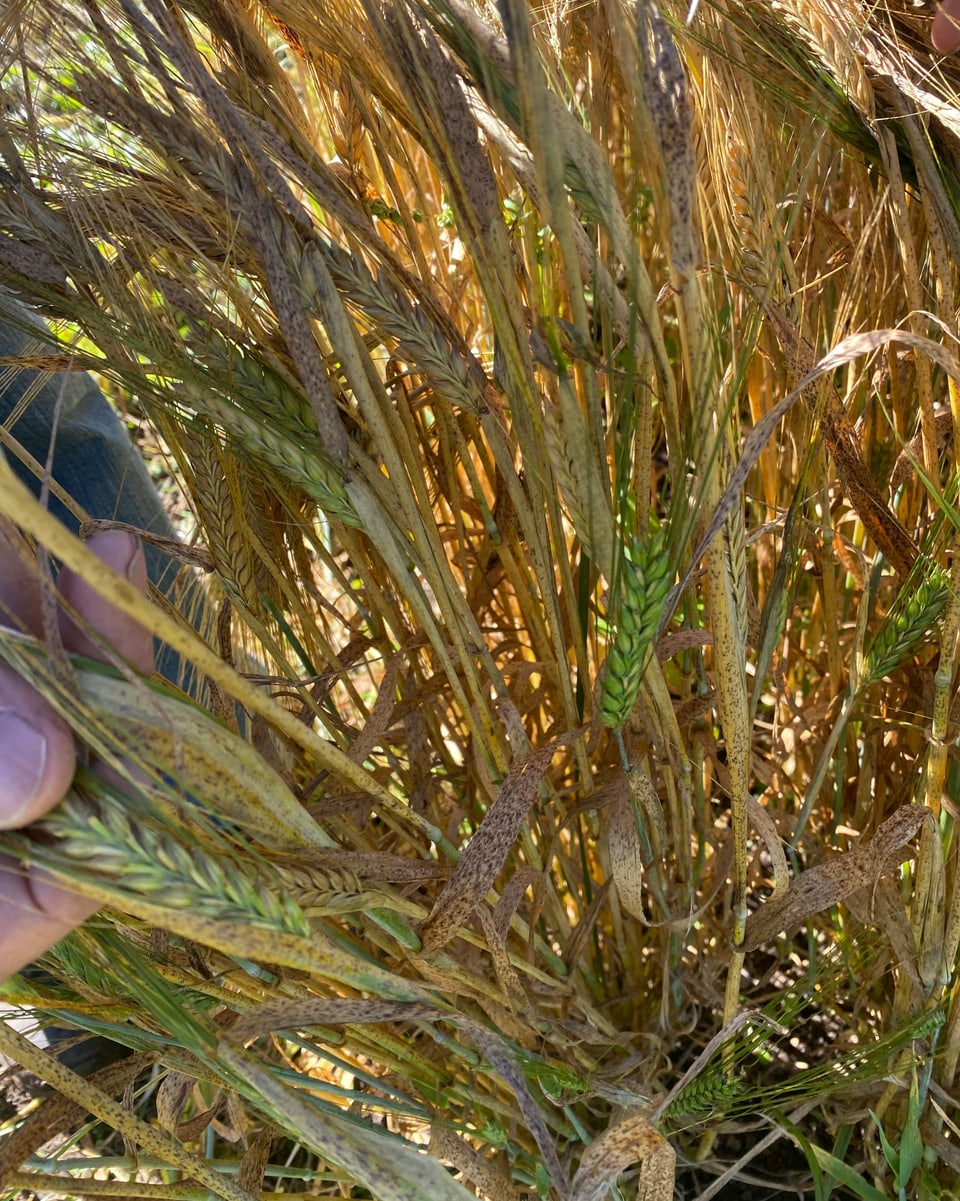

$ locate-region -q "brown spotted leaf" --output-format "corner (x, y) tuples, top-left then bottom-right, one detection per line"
(638, 1), (698, 279)
(156, 1070), (196, 1135)
(744, 805), (929, 952)
(216, 1042), (479, 1201)
(476, 905), (531, 1017)
(428, 1128), (518, 1201)
(347, 652), (403, 765)
(421, 734), (573, 952)
(607, 776), (647, 922)
(460, 1019), (571, 1201)
(571, 1113), (676, 1201)
(237, 1128), (276, 1196)
(229, 999), (439, 1043)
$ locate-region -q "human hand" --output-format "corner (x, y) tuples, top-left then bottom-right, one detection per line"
(0, 525), (153, 981)
(933, 1), (960, 54)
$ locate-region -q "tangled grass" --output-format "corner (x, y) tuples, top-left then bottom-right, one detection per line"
(0, 0), (959, 1196)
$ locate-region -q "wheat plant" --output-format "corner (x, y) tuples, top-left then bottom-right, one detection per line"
(0, 0), (959, 1197)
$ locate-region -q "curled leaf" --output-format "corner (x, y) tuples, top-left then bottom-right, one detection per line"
(744, 805), (930, 952)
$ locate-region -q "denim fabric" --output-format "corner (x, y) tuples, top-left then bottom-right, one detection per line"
(0, 294), (190, 684)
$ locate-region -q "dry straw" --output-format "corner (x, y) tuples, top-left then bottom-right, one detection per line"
(0, 0), (958, 1196)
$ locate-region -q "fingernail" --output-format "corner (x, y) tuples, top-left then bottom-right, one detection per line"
(123, 534), (144, 582)
(91, 529), (142, 581)
(0, 711), (48, 827)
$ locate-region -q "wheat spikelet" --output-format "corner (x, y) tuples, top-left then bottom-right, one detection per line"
(543, 394), (614, 573)
(180, 385), (358, 523)
(273, 863), (365, 918)
(182, 426), (261, 611)
(187, 321), (317, 432)
(772, 0), (875, 121)
(600, 529), (672, 731)
(35, 786), (311, 938)
(662, 1069), (742, 1123)
(725, 123), (770, 286)
(863, 569), (950, 687)
(319, 238), (487, 415)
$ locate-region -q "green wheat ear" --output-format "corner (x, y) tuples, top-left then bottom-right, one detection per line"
(600, 527), (673, 732)
(864, 567), (951, 687)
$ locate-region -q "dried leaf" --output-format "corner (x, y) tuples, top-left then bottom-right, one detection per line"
(460, 1020), (571, 1201)
(744, 805), (930, 952)
(607, 776), (647, 922)
(347, 651), (403, 764)
(494, 866), (545, 945)
(421, 735), (572, 952)
(156, 1071), (195, 1135)
(237, 1128), (276, 1196)
(0, 1025), (257, 1201)
(747, 795), (789, 900)
(477, 905), (531, 1018)
(229, 999), (439, 1043)
(670, 326), (960, 633)
(428, 1128), (518, 1201)
(638, 1), (699, 279)
(571, 1113), (675, 1201)
(216, 1042), (478, 1201)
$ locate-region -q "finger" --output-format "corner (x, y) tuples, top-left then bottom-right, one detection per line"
(59, 529), (153, 673)
(0, 530), (152, 829)
(933, 0), (960, 53)
(0, 519), (74, 828)
(0, 518), (44, 635)
(0, 856), (99, 980)
(0, 674), (76, 828)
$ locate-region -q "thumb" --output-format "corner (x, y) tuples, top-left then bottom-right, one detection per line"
(932, 1), (960, 53)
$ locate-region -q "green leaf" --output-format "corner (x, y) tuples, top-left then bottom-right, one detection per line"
(869, 1109), (901, 1178)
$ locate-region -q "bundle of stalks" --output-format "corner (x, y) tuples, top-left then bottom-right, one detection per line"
(1, 0), (960, 1196)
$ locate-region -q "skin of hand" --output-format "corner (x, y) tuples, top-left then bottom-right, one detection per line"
(0, 524), (153, 983)
(933, 0), (960, 53)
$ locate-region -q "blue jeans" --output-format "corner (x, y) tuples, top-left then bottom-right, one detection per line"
(0, 297), (176, 564)
(0, 294), (191, 684)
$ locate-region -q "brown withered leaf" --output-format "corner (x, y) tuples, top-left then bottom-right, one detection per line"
(228, 999), (439, 1043)
(563, 881), (611, 973)
(494, 866), (545, 944)
(476, 905), (531, 1018)
(420, 734), (574, 952)
(461, 1019), (571, 1201)
(763, 302), (917, 577)
(748, 795), (789, 900)
(347, 651), (403, 765)
(743, 804), (930, 952)
(156, 1070), (197, 1135)
(237, 1127), (276, 1195)
(571, 1112), (675, 1201)
(607, 776), (647, 923)
(889, 408), (954, 492)
(429, 1128), (518, 1201)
